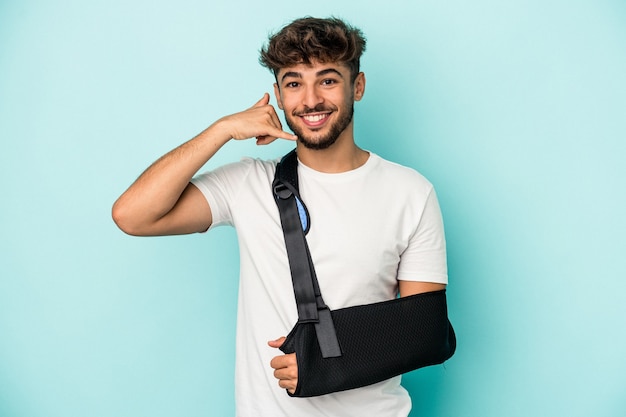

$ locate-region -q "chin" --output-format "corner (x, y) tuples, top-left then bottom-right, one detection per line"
(297, 134), (338, 150)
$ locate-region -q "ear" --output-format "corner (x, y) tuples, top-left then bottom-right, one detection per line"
(273, 83), (284, 110)
(353, 72), (366, 101)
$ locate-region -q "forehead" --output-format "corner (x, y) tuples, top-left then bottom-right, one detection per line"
(276, 61), (351, 80)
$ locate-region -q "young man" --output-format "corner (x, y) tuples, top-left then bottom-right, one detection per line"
(113, 17), (448, 417)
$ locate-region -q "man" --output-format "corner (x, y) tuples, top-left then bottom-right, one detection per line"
(113, 17), (448, 417)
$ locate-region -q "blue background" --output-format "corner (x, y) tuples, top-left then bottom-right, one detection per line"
(1, 1), (625, 416)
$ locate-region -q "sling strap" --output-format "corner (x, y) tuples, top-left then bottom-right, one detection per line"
(272, 150), (342, 358)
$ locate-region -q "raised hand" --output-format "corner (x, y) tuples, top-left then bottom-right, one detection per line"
(217, 93), (297, 145)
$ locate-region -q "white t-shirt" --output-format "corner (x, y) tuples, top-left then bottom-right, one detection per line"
(191, 152), (447, 417)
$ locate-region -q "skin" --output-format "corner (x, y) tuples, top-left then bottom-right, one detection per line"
(111, 60), (445, 395)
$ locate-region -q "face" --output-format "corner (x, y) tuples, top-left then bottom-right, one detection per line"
(274, 62), (365, 150)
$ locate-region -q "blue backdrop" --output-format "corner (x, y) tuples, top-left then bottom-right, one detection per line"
(1, 1), (625, 416)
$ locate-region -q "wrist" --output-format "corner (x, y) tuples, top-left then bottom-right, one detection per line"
(201, 119), (234, 147)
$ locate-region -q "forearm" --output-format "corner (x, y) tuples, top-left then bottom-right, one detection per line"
(112, 121), (230, 234)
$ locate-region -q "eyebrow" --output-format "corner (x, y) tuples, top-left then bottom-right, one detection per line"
(280, 67), (345, 83)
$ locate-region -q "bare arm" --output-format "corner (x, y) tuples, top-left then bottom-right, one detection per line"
(112, 93), (297, 236)
(399, 280), (446, 297)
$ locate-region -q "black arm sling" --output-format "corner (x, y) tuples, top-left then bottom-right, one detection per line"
(272, 149), (456, 397)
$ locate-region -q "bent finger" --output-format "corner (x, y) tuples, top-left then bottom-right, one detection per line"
(274, 367), (298, 380)
(256, 135), (277, 146)
(265, 106), (284, 129)
(278, 379), (297, 391)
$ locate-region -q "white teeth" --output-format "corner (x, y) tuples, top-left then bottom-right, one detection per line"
(303, 114), (327, 122)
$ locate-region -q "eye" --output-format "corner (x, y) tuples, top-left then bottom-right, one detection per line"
(321, 79), (337, 86)
(285, 81), (300, 88)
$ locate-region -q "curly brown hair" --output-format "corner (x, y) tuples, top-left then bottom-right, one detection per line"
(259, 17), (367, 82)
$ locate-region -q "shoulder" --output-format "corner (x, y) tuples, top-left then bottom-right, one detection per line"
(370, 153), (434, 195)
(217, 155), (279, 174)
(193, 156), (279, 184)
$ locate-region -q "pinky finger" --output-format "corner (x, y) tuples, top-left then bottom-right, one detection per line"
(256, 135), (277, 145)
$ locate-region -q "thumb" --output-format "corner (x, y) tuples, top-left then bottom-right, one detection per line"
(268, 336), (286, 348)
(252, 92), (270, 108)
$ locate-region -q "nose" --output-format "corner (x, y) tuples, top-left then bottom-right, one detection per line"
(302, 85), (323, 110)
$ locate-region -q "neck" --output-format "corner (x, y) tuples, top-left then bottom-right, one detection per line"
(295, 128), (369, 173)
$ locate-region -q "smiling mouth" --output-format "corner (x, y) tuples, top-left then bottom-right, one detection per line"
(300, 112), (331, 126)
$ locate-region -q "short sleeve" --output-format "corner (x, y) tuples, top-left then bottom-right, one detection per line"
(396, 188), (448, 284)
(190, 160), (254, 229)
